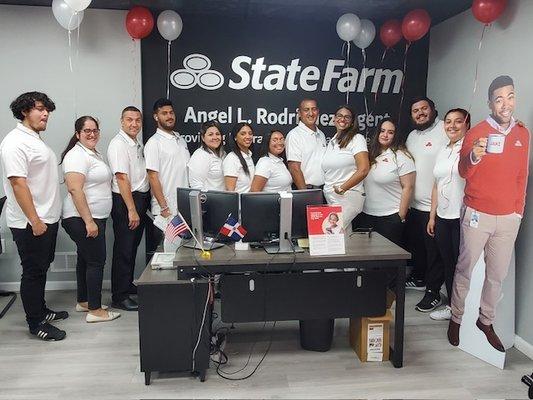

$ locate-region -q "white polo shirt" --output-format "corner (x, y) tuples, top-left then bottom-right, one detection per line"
(107, 130), (149, 194)
(0, 123), (62, 228)
(144, 129), (190, 215)
(433, 139), (465, 219)
(254, 153), (293, 192)
(286, 121), (327, 186)
(405, 119), (448, 211)
(363, 148), (416, 216)
(222, 150), (255, 193)
(188, 147), (225, 191)
(322, 133), (368, 193)
(62, 143), (113, 219)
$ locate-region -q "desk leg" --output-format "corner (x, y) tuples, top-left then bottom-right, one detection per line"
(144, 371), (151, 385)
(391, 264), (405, 368)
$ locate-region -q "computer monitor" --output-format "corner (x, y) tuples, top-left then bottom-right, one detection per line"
(176, 187), (239, 250)
(240, 192), (280, 243)
(291, 189), (324, 239)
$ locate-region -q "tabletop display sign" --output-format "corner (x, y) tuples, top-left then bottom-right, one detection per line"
(306, 205), (346, 256)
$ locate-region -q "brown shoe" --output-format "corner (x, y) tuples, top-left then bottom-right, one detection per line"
(447, 320), (460, 346)
(476, 319), (505, 352)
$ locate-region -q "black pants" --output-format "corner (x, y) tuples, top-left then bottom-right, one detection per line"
(354, 212), (406, 248)
(405, 208), (444, 292)
(145, 218), (164, 265)
(434, 216), (460, 304)
(11, 222), (58, 330)
(62, 217), (107, 310)
(111, 191), (150, 302)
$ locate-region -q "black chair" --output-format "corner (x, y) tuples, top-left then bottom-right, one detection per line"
(0, 196), (17, 319)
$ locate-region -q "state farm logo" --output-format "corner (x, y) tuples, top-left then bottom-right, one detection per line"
(170, 54), (224, 90)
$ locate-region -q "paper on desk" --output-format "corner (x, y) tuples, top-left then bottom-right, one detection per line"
(153, 214), (173, 232)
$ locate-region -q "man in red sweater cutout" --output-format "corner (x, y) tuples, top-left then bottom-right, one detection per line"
(448, 75), (529, 352)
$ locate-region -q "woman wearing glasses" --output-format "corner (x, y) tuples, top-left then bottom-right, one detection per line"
(426, 108), (469, 321)
(61, 116), (120, 323)
(321, 105), (369, 231)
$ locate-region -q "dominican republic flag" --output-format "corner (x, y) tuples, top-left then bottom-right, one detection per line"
(165, 214), (189, 243)
(219, 215), (247, 241)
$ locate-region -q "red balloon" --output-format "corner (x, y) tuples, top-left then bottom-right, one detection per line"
(380, 19), (403, 48)
(125, 6), (154, 39)
(402, 9), (431, 42)
(472, 0), (507, 24)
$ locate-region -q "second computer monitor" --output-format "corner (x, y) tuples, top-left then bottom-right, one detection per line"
(291, 189), (324, 239)
(240, 192), (280, 243)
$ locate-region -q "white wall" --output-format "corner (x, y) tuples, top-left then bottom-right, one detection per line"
(427, 0), (533, 345)
(0, 5), (145, 287)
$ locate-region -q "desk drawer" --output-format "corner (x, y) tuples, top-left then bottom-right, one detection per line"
(220, 270), (387, 322)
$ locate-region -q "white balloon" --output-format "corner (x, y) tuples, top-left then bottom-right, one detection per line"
(353, 19), (376, 49)
(157, 10), (183, 42)
(64, 0), (92, 12)
(52, 0), (84, 31)
(336, 13), (361, 42)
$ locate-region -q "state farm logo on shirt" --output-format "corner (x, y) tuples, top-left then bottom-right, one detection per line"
(171, 54), (225, 90)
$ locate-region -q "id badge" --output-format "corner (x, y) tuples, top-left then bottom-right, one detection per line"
(470, 210), (480, 228)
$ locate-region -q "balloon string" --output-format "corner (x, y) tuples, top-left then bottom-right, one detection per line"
(74, 14), (80, 119)
(397, 42), (411, 129)
(132, 39), (138, 106)
(167, 41), (171, 99)
(361, 48), (370, 138)
(373, 48), (388, 111)
(468, 24), (488, 114)
(345, 41), (350, 104)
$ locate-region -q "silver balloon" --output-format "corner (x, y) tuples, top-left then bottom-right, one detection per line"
(353, 19), (376, 49)
(52, 0), (84, 31)
(64, 0), (92, 12)
(157, 10), (183, 42)
(336, 13), (361, 42)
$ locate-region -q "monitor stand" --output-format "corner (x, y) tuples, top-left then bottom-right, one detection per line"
(263, 192), (303, 254)
(183, 190), (224, 250)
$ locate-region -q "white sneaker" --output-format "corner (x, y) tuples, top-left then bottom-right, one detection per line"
(430, 305), (452, 321)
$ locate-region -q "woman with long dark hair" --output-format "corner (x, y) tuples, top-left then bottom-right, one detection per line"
(321, 105), (369, 231)
(355, 118), (415, 246)
(250, 129), (292, 192)
(188, 120), (225, 191)
(61, 116), (120, 323)
(223, 122), (255, 193)
(426, 108), (469, 321)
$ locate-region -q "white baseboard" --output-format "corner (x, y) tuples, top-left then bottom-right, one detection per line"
(515, 335), (533, 360)
(0, 280), (112, 292)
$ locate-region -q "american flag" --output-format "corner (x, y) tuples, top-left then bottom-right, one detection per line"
(219, 215), (247, 241)
(165, 214), (189, 243)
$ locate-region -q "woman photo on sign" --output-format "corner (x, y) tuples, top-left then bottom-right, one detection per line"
(324, 212), (344, 235)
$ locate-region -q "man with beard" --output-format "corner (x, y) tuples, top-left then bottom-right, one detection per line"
(107, 106), (150, 311)
(1, 92), (68, 340)
(448, 76), (529, 352)
(405, 97), (449, 312)
(144, 98), (190, 250)
(286, 98), (327, 189)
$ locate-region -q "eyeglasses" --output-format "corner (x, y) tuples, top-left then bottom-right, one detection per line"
(81, 128), (100, 135)
(335, 114), (352, 121)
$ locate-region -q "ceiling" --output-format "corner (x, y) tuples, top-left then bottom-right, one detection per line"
(0, 0), (472, 24)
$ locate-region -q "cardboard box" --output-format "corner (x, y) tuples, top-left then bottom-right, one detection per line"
(349, 310), (393, 362)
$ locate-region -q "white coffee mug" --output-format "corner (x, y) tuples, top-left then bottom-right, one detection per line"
(486, 133), (505, 154)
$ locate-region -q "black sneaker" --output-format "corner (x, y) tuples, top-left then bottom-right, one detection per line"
(415, 290), (442, 312)
(405, 276), (426, 291)
(30, 322), (66, 341)
(42, 308), (69, 323)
